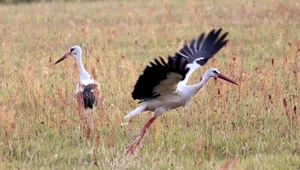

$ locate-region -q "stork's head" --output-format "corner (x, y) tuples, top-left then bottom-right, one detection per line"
(54, 45), (82, 64)
(69, 45), (82, 56)
(205, 68), (238, 85)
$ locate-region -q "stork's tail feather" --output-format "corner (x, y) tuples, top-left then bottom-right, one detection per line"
(124, 104), (147, 119)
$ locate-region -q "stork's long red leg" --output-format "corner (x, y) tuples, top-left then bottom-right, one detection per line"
(126, 117), (156, 155)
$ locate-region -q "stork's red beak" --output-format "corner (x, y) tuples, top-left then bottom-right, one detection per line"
(217, 73), (238, 85)
(54, 52), (71, 65)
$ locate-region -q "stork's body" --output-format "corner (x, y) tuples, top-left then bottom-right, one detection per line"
(55, 46), (101, 126)
(124, 29), (237, 154)
(125, 81), (208, 119)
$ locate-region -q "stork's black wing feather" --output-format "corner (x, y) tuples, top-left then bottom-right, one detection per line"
(132, 56), (189, 101)
(82, 84), (98, 109)
(174, 28), (229, 66)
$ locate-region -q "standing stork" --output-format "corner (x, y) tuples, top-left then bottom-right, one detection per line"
(54, 45), (101, 128)
(124, 28), (238, 154)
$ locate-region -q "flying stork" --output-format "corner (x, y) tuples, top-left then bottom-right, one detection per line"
(54, 45), (101, 128)
(124, 28), (238, 154)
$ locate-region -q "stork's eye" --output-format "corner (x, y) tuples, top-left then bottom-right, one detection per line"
(70, 48), (75, 52)
(213, 70), (218, 74)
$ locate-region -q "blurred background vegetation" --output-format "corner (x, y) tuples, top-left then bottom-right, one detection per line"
(0, 0), (299, 169)
(0, 0), (84, 4)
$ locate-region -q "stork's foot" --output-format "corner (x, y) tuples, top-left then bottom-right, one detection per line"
(126, 142), (138, 155)
(125, 136), (144, 155)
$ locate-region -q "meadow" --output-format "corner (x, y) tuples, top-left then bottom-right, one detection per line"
(0, 0), (299, 169)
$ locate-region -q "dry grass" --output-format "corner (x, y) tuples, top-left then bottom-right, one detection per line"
(0, 0), (299, 169)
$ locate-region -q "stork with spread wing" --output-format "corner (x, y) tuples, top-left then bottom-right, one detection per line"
(124, 29), (237, 154)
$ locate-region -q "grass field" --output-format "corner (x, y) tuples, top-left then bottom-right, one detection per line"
(0, 0), (300, 169)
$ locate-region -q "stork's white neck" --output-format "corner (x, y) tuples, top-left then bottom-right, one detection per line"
(75, 52), (92, 83)
(189, 72), (211, 95)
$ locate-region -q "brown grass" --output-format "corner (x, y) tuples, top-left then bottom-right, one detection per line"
(0, 0), (299, 169)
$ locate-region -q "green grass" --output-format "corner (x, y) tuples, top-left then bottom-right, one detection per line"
(0, 0), (300, 169)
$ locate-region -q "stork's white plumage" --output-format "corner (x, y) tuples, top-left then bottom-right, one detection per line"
(55, 46), (101, 127)
(124, 29), (237, 154)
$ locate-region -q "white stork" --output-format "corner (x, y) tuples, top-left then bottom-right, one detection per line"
(54, 45), (101, 128)
(124, 28), (238, 154)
